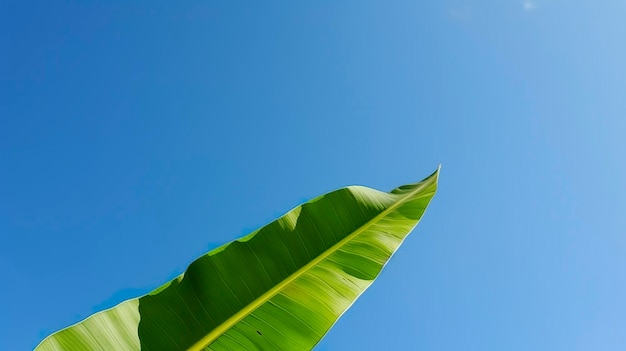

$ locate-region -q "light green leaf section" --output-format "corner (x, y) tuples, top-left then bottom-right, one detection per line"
(35, 167), (439, 351)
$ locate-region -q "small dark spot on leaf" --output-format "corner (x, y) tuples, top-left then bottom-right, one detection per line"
(256, 330), (262, 336)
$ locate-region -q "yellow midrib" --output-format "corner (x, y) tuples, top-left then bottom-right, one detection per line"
(187, 175), (436, 351)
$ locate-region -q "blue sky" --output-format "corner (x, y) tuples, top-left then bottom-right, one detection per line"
(1, 1), (625, 350)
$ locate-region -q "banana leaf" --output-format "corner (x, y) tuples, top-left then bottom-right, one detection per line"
(35, 167), (439, 351)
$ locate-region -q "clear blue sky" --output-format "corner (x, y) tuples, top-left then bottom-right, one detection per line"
(1, 1), (625, 350)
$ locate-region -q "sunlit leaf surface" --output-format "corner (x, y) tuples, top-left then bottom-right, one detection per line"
(36, 168), (439, 351)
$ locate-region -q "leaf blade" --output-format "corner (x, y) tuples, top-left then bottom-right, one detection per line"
(35, 168), (439, 351)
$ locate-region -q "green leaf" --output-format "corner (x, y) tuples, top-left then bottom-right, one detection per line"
(36, 167), (439, 351)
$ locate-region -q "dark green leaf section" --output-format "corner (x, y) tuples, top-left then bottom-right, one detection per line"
(35, 168), (439, 351)
(138, 187), (384, 350)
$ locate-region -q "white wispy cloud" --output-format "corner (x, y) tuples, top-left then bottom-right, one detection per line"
(523, 1), (537, 11)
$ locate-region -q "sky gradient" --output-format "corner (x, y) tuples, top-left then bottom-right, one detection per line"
(2, 1), (625, 350)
